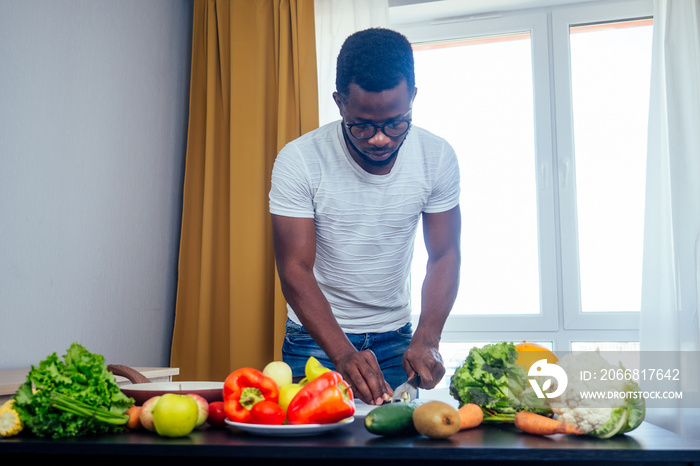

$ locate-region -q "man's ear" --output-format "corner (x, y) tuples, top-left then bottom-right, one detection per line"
(333, 91), (342, 111)
(411, 86), (418, 104)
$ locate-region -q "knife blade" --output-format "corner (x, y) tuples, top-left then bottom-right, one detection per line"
(391, 374), (421, 403)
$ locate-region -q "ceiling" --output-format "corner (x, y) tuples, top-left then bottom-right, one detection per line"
(388, 0), (604, 24)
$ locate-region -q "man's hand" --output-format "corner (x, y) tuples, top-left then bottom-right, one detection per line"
(402, 337), (445, 389)
(334, 350), (392, 405)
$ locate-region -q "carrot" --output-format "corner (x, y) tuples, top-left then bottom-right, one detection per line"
(514, 410), (583, 435)
(126, 405), (142, 431)
(457, 403), (483, 430)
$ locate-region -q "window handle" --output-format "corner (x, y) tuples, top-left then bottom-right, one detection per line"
(540, 162), (550, 191)
(559, 159), (571, 189)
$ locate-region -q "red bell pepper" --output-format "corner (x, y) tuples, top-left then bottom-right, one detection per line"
(223, 367), (280, 423)
(286, 371), (355, 425)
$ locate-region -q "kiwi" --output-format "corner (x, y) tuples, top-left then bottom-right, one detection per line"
(411, 401), (461, 439)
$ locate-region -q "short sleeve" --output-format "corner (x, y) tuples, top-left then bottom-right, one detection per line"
(269, 144), (316, 218)
(424, 143), (460, 214)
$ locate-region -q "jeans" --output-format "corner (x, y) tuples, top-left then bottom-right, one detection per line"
(282, 319), (412, 390)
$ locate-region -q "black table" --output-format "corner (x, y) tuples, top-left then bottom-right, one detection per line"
(2, 418), (700, 466)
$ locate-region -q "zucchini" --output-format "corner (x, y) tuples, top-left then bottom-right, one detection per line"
(364, 401), (419, 436)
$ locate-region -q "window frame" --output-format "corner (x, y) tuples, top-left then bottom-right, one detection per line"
(390, 0), (652, 351)
(552, 1), (653, 332)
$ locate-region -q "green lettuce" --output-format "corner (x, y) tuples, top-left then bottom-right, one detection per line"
(14, 342), (133, 438)
(449, 342), (552, 422)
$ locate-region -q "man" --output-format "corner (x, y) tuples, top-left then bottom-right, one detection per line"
(269, 28), (461, 405)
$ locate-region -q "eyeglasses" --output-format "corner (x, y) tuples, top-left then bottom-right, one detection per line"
(344, 119), (412, 140)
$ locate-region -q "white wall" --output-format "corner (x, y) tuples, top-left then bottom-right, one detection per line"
(0, 0), (193, 369)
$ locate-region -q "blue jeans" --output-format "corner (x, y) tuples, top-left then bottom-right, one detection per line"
(282, 319), (412, 390)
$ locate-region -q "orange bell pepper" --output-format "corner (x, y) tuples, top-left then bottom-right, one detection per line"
(223, 368), (280, 423)
(286, 371), (355, 425)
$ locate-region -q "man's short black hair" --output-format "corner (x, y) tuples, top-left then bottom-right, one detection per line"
(335, 28), (415, 98)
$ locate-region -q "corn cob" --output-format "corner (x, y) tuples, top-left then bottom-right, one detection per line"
(0, 399), (23, 437)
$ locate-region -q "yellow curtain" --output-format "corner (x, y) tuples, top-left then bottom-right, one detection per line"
(171, 0), (318, 382)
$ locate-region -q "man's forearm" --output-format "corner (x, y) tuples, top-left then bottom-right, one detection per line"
(278, 265), (356, 364)
(415, 248), (460, 344)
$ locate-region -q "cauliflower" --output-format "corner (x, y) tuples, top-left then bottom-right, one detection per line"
(554, 407), (612, 434)
(547, 350), (645, 437)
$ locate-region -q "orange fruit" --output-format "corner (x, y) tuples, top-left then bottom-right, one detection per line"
(514, 341), (558, 370)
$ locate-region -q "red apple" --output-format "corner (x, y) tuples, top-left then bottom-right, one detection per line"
(139, 395), (161, 432)
(187, 393), (210, 427)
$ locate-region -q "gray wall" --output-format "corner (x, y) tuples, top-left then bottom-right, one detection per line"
(0, 0), (193, 369)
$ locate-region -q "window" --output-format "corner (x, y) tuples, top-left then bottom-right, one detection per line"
(557, 15), (653, 330)
(410, 32), (542, 318)
(568, 20), (651, 316)
(389, 0), (653, 378)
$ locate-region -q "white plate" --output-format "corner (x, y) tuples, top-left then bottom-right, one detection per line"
(225, 417), (354, 437)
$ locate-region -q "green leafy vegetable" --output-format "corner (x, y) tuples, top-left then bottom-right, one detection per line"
(449, 342), (552, 422)
(13, 342), (134, 438)
(589, 406), (629, 438)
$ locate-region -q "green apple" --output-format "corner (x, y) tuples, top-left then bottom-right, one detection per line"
(278, 383), (302, 413)
(262, 361), (293, 387)
(152, 393), (199, 437)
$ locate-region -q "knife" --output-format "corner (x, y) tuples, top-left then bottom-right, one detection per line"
(391, 374), (421, 403)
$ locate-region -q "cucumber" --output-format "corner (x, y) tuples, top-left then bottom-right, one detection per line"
(364, 401), (420, 436)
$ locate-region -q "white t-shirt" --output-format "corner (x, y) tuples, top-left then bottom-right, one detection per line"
(269, 121), (460, 333)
